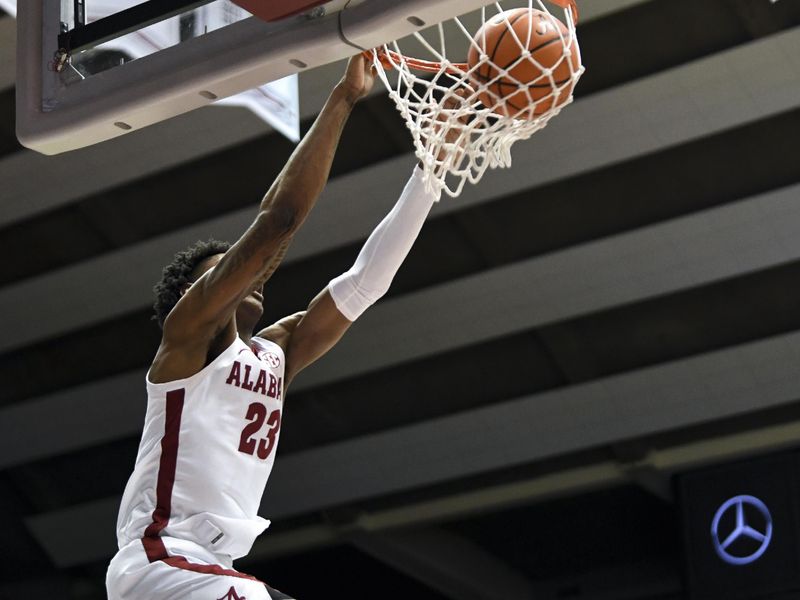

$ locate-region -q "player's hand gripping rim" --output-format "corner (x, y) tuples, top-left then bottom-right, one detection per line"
(337, 54), (377, 105)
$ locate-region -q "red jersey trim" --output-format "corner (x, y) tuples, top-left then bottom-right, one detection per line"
(140, 387), (263, 583)
(162, 554), (262, 582)
(143, 388), (184, 546)
(141, 536), (262, 582)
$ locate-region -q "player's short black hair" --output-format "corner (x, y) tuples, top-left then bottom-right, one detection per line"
(153, 239), (231, 329)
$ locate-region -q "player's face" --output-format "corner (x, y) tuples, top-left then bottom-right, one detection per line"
(192, 253), (265, 315)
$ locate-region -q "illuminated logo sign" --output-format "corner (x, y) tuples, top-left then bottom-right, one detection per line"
(711, 495), (772, 565)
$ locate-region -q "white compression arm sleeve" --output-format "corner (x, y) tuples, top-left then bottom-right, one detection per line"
(329, 167), (436, 321)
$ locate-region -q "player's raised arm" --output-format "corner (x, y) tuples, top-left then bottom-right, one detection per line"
(164, 56), (375, 344)
(259, 165), (438, 386)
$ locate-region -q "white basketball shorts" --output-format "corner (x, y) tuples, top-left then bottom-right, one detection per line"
(107, 536), (294, 600)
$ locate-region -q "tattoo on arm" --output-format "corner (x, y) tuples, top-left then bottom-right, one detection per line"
(229, 226), (289, 282)
(261, 238), (291, 283)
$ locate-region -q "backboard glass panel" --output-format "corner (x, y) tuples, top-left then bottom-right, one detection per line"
(15, 0), (499, 155)
(61, 1), (252, 78)
(3, 0), (300, 143)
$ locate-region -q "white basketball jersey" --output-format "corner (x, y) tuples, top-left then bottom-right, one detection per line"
(116, 335), (285, 560)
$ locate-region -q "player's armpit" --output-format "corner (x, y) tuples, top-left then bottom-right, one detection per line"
(282, 289), (353, 385)
(258, 311), (306, 351)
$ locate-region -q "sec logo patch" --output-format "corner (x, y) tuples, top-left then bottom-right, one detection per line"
(264, 351), (281, 368)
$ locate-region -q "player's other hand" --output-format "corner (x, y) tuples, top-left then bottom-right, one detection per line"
(337, 54), (376, 105)
(432, 87), (470, 164)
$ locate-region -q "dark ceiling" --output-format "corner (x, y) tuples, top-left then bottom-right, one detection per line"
(1, 0), (800, 598)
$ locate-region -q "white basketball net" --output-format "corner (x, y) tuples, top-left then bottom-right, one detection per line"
(370, 0), (584, 199)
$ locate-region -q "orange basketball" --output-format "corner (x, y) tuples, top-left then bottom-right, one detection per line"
(467, 8), (580, 119)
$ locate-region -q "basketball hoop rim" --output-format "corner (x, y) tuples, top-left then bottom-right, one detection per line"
(364, 48), (467, 74)
(363, 0), (580, 75)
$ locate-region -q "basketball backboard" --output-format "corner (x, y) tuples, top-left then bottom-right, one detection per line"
(5, 0), (301, 144)
(15, 0), (501, 155)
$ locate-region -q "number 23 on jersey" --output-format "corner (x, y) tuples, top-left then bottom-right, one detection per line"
(238, 402), (281, 460)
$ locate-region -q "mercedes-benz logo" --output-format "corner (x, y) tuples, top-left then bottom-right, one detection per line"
(711, 494), (772, 565)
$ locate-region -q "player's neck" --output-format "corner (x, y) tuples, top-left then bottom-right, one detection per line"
(234, 303), (263, 345)
(213, 318), (256, 348)
(235, 321), (256, 346)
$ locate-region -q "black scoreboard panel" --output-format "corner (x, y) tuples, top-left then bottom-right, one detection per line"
(678, 453), (800, 599)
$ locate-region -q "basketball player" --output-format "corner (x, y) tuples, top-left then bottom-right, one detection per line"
(106, 55), (443, 600)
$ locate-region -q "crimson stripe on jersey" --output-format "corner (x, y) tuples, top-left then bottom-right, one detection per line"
(141, 534), (169, 561)
(161, 555), (263, 582)
(139, 388), (264, 584)
(140, 539), (264, 583)
(142, 388), (185, 561)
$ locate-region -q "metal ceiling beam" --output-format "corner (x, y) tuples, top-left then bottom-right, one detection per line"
(2, 181), (800, 468)
(26, 350), (800, 567)
(348, 528), (534, 600)
(2, 27), (799, 353)
(0, 0), (649, 227)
